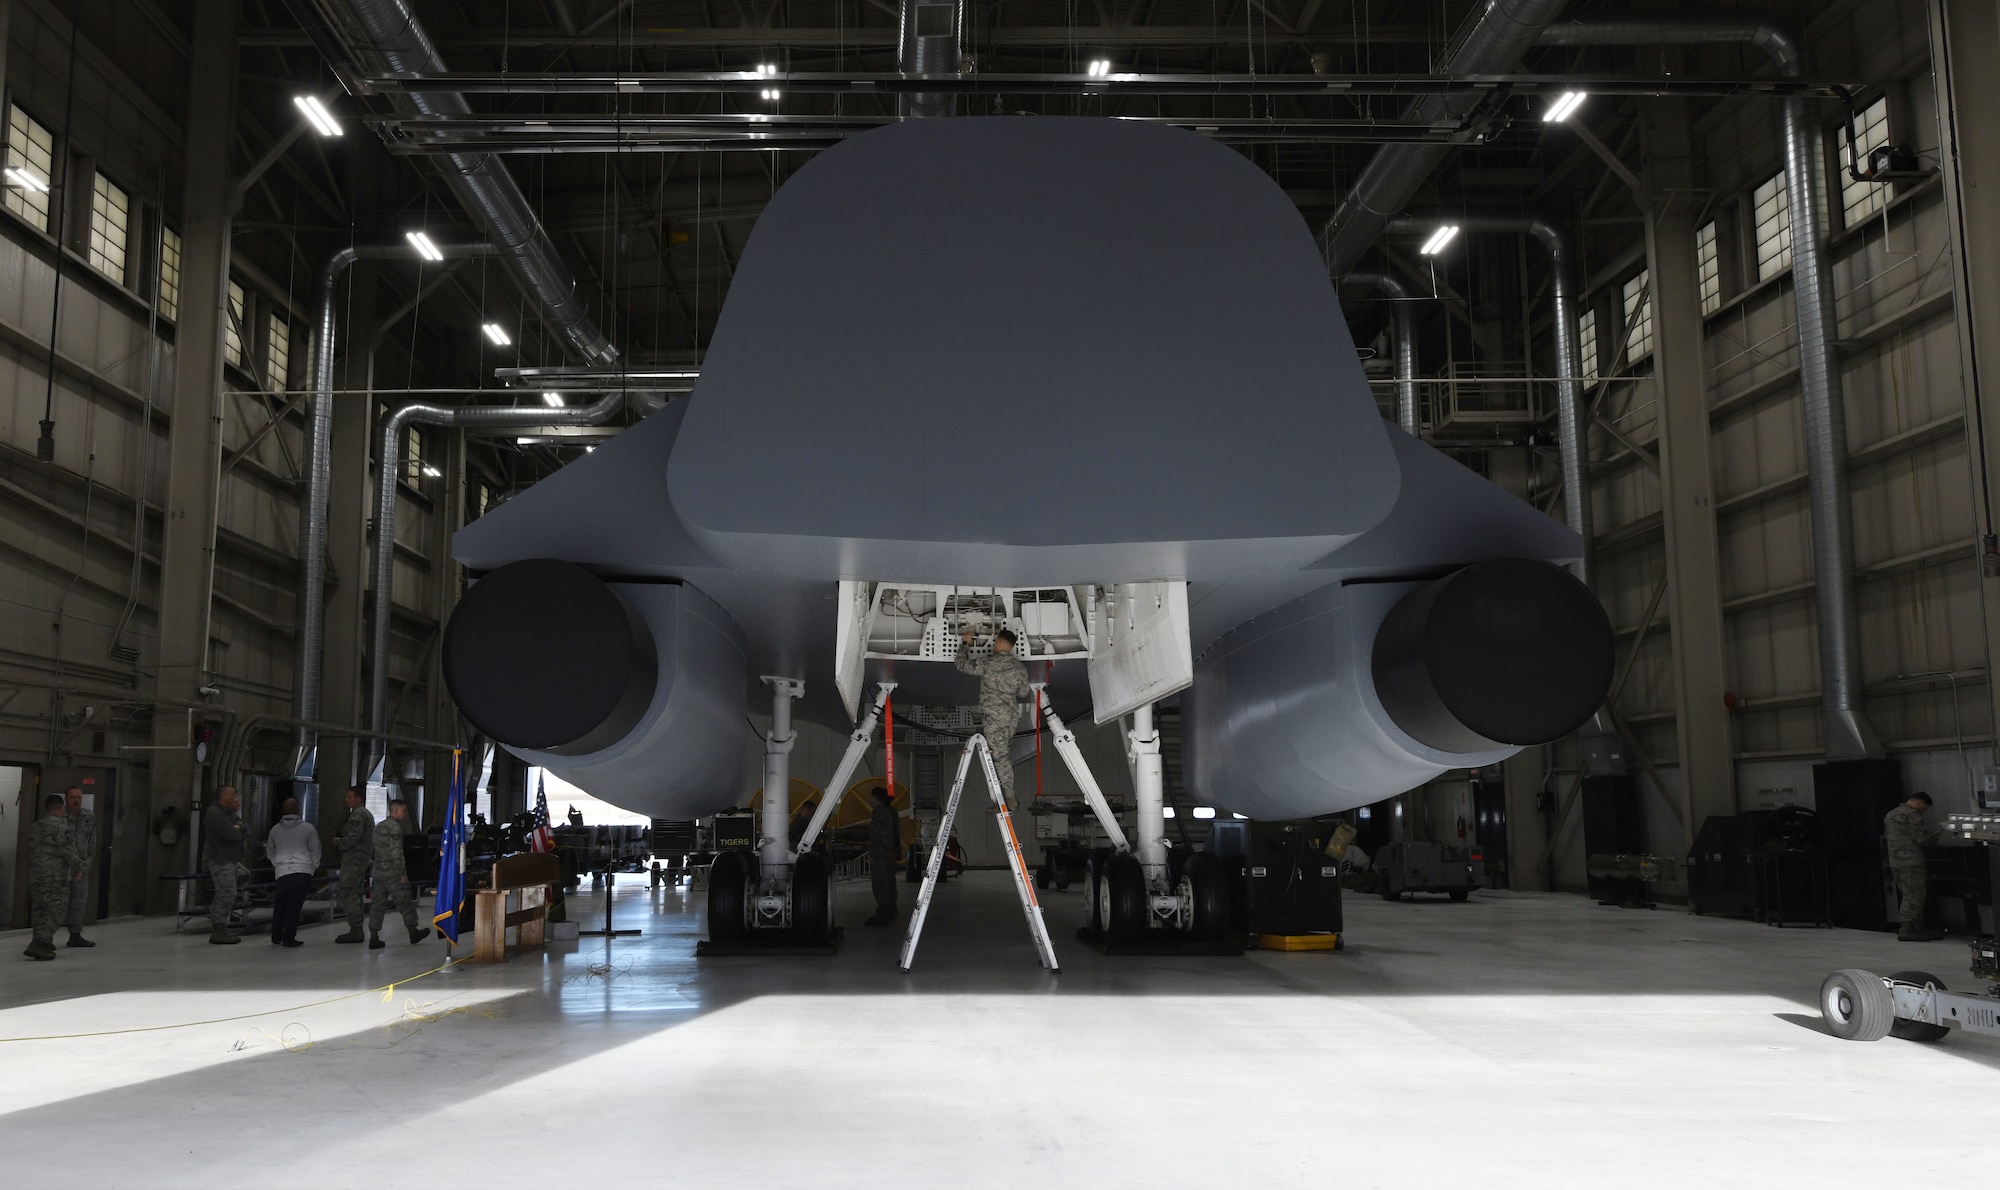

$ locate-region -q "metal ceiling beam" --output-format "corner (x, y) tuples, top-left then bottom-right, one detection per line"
(366, 113), (1489, 151)
(241, 24), (1441, 49)
(356, 70), (1847, 98)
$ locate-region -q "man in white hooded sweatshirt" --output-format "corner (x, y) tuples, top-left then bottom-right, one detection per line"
(265, 797), (322, 948)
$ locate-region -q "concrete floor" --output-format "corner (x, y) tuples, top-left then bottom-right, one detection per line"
(1, 871), (1994, 1187)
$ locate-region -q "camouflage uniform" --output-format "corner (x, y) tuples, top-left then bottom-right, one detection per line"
(955, 645), (1030, 807)
(64, 806), (95, 938)
(1884, 803), (1939, 931)
(367, 815), (422, 940)
(203, 802), (247, 938)
(867, 799), (900, 921)
(24, 814), (70, 958)
(335, 805), (375, 931)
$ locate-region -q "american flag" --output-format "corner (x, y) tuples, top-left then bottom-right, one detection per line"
(529, 775), (556, 853)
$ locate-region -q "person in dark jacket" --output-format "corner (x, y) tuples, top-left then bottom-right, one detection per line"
(204, 786), (246, 946)
(1885, 791), (1943, 941)
(789, 799), (819, 851)
(864, 788), (901, 927)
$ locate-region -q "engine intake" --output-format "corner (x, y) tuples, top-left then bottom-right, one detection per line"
(1370, 557), (1612, 753)
(444, 559), (658, 755)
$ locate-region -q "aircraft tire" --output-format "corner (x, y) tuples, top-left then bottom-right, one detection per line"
(708, 851), (752, 942)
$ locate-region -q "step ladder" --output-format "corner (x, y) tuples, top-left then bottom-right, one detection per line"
(898, 732), (1061, 974)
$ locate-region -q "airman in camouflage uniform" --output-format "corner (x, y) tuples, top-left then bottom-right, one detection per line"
(333, 786), (374, 943)
(863, 788), (900, 927)
(203, 786), (246, 945)
(367, 799), (431, 949)
(1885, 791), (1943, 941)
(22, 795), (69, 960)
(62, 785), (96, 948)
(956, 627), (1030, 808)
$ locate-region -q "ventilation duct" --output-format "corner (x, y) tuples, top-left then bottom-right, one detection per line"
(1319, 0), (1575, 277)
(1534, 15), (1879, 758)
(898, 0), (963, 118)
(299, 0), (617, 365)
(363, 392), (626, 776)
(1384, 216), (1591, 587)
(1340, 271), (1420, 434)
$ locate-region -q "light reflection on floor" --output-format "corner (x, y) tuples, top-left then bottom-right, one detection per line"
(2, 872), (1995, 1185)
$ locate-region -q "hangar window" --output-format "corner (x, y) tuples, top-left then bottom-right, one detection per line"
(88, 172), (130, 282)
(3, 104), (55, 230)
(223, 279), (247, 368)
(1839, 96), (1891, 227)
(1621, 271), (1654, 363)
(1753, 172), (1792, 281)
(1578, 307), (1598, 379)
(1696, 220), (1722, 316)
(158, 226), (183, 321)
(266, 312), (291, 393)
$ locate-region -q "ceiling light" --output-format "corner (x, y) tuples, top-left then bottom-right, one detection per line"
(1419, 224), (1460, 255)
(541, 391), (563, 408)
(758, 62), (777, 75)
(405, 231), (443, 261)
(1162, 807), (1176, 819)
(1232, 813), (1248, 820)
(761, 88), (781, 101)
(1192, 807), (1217, 820)
(585, 445), (596, 453)
(293, 94), (342, 137)
(1543, 91), (1587, 123)
(1087, 58), (1112, 77)
(5, 166), (49, 194)
(420, 465), (442, 478)
(481, 323), (511, 346)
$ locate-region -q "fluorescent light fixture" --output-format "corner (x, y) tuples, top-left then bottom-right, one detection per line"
(515, 437), (536, 445)
(293, 94), (342, 137)
(541, 391), (563, 408)
(1192, 806), (1217, 820)
(1161, 807), (1176, 819)
(5, 166), (49, 194)
(481, 323), (511, 346)
(420, 465), (442, 478)
(1232, 813), (1248, 820)
(1543, 90), (1587, 123)
(405, 231), (443, 261)
(1087, 58), (1112, 77)
(1419, 224), (1460, 255)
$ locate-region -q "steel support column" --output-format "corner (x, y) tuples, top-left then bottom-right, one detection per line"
(1641, 101), (1735, 840)
(422, 427), (465, 821)
(319, 261), (380, 795)
(1930, 0), (2000, 750)
(145, 0), (237, 913)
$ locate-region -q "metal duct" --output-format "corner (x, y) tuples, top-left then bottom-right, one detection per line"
(1386, 215), (1592, 586)
(1341, 271), (1420, 434)
(364, 392), (625, 775)
(898, 0), (963, 117)
(292, 243), (500, 778)
(1319, 0), (1575, 277)
(313, 0), (617, 365)
(1535, 16), (1878, 758)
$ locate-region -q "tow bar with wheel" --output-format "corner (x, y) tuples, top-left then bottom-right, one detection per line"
(1817, 813), (2000, 1045)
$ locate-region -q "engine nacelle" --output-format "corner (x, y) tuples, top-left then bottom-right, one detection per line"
(1186, 558), (1611, 820)
(443, 559), (747, 818)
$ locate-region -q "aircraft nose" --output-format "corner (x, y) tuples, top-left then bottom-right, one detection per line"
(443, 558), (659, 754)
(1370, 557), (1613, 753)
